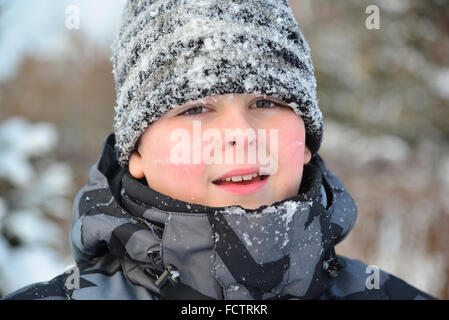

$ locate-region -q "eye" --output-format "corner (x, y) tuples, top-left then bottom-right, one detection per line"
(250, 99), (283, 109)
(178, 105), (211, 116)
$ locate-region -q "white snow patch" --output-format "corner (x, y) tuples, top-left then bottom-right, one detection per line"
(170, 270), (180, 280)
(222, 206), (246, 215)
(279, 201), (298, 227)
(242, 232), (253, 247)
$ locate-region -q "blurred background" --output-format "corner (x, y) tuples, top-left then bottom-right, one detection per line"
(0, 0), (447, 299)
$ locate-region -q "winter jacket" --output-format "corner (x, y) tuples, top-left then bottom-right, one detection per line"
(2, 133), (436, 300)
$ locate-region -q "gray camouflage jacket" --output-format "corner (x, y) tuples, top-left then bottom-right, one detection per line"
(3, 134), (435, 300)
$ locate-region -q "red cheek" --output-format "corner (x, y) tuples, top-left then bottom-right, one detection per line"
(165, 163), (205, 182)
(277, 123), (306, 160)
(148, 139), (207, 184)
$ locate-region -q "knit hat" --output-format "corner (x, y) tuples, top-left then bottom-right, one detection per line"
(112, 0), (323, 167)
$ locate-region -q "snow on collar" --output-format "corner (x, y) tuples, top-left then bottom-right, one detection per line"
(70, 133), (357, 299)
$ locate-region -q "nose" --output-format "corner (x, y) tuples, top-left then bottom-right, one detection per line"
(218, 108), (257, 152)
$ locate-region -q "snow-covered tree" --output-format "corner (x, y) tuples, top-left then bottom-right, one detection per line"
(0, 117), (75, 297)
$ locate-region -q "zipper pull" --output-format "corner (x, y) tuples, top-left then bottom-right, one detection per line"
(154, 264), (179, 288)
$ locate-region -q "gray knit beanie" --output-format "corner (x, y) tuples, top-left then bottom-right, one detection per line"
(112, 0), (323, 167)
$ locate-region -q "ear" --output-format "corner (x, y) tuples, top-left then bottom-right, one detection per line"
(129, 151), (145, 179)
(304, 145), (312, 165)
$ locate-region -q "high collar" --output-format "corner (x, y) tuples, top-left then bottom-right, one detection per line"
(70, 133), (358, 299)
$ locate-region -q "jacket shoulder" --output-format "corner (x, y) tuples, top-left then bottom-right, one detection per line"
(2, 273), (70, 300)
(323, 256), (437, 300)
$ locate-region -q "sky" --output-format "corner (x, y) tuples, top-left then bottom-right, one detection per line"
(0, 0), (127, 80)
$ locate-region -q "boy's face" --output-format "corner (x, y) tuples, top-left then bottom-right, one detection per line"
(129, 93), (311, 210)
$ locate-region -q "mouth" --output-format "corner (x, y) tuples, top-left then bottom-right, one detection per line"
(212, 173), (270, 195)
(212, 173), (269, 185)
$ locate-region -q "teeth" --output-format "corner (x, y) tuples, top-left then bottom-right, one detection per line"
(220, 173), (260, 182)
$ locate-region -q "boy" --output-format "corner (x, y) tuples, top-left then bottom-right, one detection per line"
(3, 0), (435, 299)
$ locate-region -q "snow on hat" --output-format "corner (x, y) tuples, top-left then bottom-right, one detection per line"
(112, 0), (323, 167)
